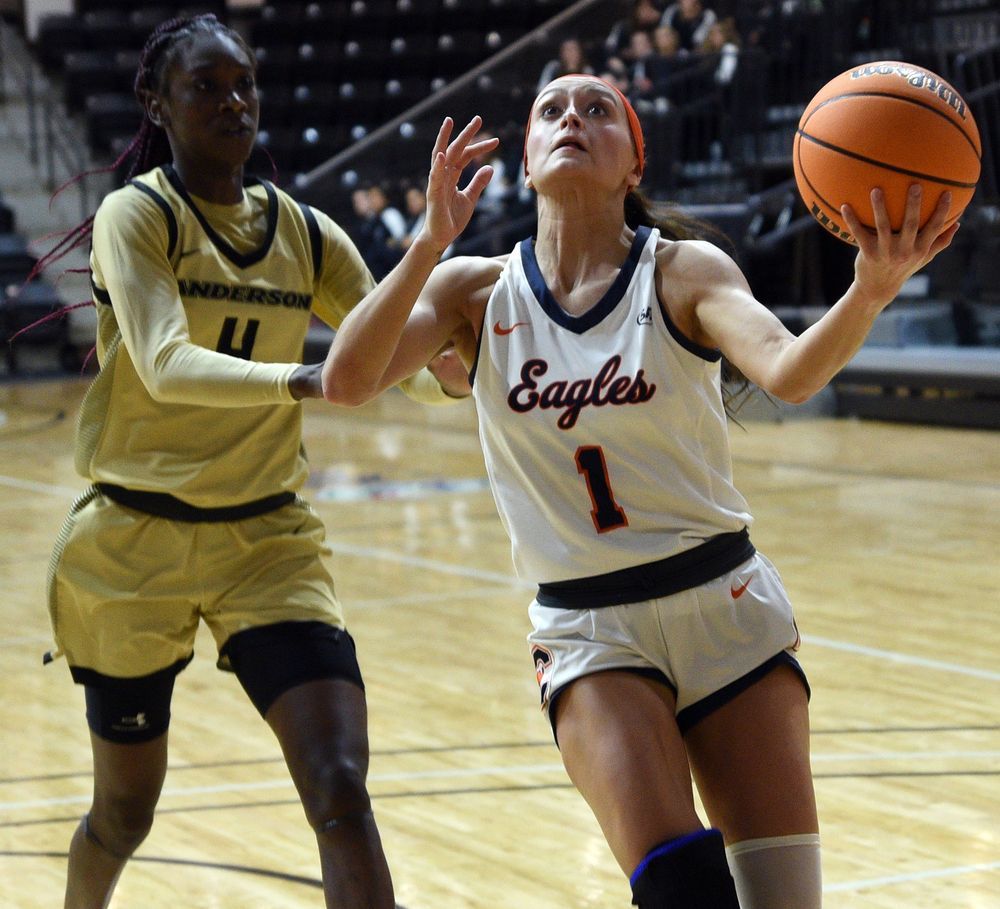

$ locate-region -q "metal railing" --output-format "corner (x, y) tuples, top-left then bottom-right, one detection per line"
(0, 16), (94, 221)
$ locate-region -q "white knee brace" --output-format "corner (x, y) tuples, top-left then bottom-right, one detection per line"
(725, 834), (822, 909)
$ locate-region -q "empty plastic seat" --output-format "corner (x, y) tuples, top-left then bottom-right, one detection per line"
(63, 51), (124, 109)
(338, 37), (390, 80)
(344, 0), (396, 39)
(36, 13), (89, 71)
(290, 82), (340, 124)
(435, 0), (489, 31)
(385, 33), (436, 79)
(381, 77), (431, 116)
(85, 93), (144, 154)
(255, 44), (298, 86)
(251, 3), (303, 48)
(0, 234), (37, 281)
(82, 9), (140, 51)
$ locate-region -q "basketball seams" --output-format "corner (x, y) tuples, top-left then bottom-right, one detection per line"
(792, 136), (861, 243)
(795, 130), (979, 189)
(801, 91), (982, 159)
(794, 61), (979, 244)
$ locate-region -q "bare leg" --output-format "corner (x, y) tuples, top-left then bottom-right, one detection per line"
(553, 671), (700, 874)
(266, 678), (394, 909)
(685, 664), (821, 908)
(64, 732), (168, 909)
(684, 663), (818, 842)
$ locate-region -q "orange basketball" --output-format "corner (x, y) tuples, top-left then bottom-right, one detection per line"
(793, 61), (981, 245)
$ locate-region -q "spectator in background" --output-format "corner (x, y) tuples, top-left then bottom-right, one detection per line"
(604, 0), (664, 63)
(463, 126), (516, 255)
(400, 180), (457, 259)
(661, 0), (718, 52)
(364, 183), (407, 279)
(350, 185), (382, 269)
(399, 182), (428, 252)
(699, 17), (742, 85)
(623, 29), (658, 102)
(538, 37), (595, 92)
(644, 24), (693, 100)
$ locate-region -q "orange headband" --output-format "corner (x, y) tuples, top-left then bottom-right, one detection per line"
(523, 74), (646, 179)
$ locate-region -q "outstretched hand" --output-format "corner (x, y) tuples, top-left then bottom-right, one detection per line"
(841, 185), (960, 307)
(421, 116), (499, 253)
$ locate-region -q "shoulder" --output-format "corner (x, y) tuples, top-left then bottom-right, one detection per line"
(653, 236), (751, 337)
(93, 174), (177, 249)
(430, 254), (507, 298)
(654, 236), (742, 285)
(97, 174), (171, 222)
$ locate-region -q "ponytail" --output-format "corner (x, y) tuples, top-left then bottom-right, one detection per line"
(625, 188), (756, 418)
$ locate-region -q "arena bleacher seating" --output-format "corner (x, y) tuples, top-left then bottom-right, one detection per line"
(11, 0), (999, 421)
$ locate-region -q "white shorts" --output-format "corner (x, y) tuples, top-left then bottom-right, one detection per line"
(527, 552), (805, 733)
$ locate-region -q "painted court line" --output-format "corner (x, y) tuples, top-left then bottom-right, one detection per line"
(824, 860), (1000, 893)
(0, 475), (79, 497)
(4, 476), (994, 682)
(5, 745), (1000, 812)
(802, 634), (1000, 682)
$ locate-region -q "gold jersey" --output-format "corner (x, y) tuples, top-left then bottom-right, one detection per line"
(78, 165), (415, 507)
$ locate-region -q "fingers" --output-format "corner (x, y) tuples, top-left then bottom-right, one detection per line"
(899, 184), (922, 244)
(926, 220), (960, 260)
(431, 117), (454, 165)
(847, 186), (955, 249)
(461, 165), (495, 204)
(428, 117), (453, 187)
(925, 190), (952, 234)
(870, 187), (892, 237)
(840, 202), (866, 243)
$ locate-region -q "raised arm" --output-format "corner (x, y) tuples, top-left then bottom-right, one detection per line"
(322, 117), (497, 406)
(690, 185), (959, 403)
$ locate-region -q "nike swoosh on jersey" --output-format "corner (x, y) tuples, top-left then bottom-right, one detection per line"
(494, 320), (529, 335)
(730, 576), (752, 599)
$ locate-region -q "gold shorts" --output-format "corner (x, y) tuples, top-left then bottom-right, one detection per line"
(47, 487), (344, 678)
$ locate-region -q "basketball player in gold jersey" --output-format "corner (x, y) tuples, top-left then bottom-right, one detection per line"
(42, 15), (495, 909)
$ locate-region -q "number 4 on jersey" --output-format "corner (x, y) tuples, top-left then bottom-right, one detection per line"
(575, 445), (628, 533)
(216, 316), (260, 359)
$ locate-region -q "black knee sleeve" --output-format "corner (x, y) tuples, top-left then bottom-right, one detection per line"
(630, 828), (740, 908)
(221, 621), (364, 717)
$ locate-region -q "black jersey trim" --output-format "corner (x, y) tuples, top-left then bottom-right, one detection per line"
(91, 277), (112, 307)
(297, 202), (323, 281)
(128, 180), (178, 260)
(162, 164), (278, 269)
(676, 651), (810, 733)
(657, 299), (722, 362)
(536, 528), (755, 609)
(468, 305), (487, 387)
(96, 483), (295, 523)
(520, 225), (651, 334)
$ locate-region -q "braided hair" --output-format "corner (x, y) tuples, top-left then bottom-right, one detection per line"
(24, 14), (254, 283)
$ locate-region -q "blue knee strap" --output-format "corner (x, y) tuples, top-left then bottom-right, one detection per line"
(630, 828), (739, 908)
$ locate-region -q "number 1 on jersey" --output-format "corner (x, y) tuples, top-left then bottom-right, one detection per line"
(575, 445), (628, 533)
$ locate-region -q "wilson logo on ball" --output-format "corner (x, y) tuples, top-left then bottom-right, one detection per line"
(793, 60), (981, 245)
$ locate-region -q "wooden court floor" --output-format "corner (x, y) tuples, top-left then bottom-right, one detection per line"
(0, 376), (997, 908)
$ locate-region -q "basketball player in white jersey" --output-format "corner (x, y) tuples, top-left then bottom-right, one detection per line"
(42, 15), (495, 909)
(322, 76), (958, 907)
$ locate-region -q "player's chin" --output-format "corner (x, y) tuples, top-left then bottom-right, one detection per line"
(217, 128), (257, 154)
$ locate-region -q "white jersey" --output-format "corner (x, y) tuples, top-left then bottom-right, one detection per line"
(471, 226), (752, 584)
